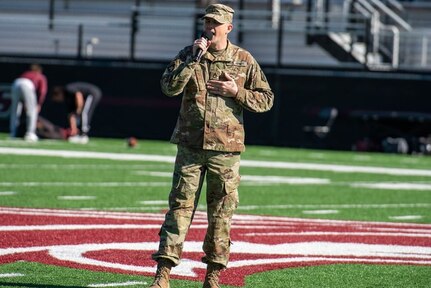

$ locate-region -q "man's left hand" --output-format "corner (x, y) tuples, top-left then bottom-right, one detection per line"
(207, 72), (238, 98)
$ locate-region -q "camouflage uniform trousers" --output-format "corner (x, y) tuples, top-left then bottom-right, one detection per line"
(152, 145), (240, 268)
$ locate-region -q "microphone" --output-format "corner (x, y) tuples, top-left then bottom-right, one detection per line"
(193, 31), (213, 62)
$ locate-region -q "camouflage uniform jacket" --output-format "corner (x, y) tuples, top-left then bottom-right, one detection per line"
(161, 40), (274, 152)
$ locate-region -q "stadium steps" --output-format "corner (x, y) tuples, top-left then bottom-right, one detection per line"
(305, 0), (429, 70)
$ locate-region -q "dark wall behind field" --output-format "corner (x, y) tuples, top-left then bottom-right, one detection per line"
(1, 60), (430, 151)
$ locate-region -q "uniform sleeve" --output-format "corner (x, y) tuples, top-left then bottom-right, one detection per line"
(234, 60), (274, 113)
(160, 48), (199, 97)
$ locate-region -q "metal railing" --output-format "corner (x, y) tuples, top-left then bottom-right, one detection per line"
(306, 0), (430, 70)
(350, 0), (402, 68)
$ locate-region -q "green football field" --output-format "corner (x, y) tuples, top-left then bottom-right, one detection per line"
(0, 132), (430, 287)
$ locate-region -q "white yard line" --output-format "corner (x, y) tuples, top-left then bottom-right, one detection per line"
(0, 191), (17, 195)
(351, 182), (431, 190)
(302, 210), (339, 214)
(389, 215), (423, 220)
(140, 200), (167, 205)
(82, 206), (167, 211)
(0, 147), (175, 162)
(0, 224), (287, 232)
(237, 203), (431, 210)
(0, 182), (170, 187)
(1, 147), (431, 176)
(135, 171), (331, 185)
(0, 164), (169, 169)
(241, 159), (431, 176)
(0, 224), (166, 232)
(134, 171), (172, 177)
(77, 203), (431, 212)
(0, 273), (25, 278)
(2, 181), (431, 190)
(58, 196), (97, 200)
(241, 175), (330, 184)
(1, 206), (430, 228)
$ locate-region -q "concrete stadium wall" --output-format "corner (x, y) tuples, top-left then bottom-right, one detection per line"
(1, 59), (430, 152)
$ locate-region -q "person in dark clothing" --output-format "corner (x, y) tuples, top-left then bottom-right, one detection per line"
(52, 82), (102, 144)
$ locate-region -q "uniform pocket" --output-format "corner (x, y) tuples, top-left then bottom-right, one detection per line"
(195, 69), (205, 91)
(222, 176), (240, 212)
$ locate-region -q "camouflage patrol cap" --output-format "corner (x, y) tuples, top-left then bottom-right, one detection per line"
(202, 4), (234, 24)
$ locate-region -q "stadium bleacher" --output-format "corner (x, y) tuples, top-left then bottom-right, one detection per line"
(0, 0), (429, 70)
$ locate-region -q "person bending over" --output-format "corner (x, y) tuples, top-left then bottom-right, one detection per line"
(10, 64), (48, 142)
(52, 82), (102, 144)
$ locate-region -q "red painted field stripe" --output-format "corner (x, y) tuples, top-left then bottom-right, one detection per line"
(1, 207), (430, 287)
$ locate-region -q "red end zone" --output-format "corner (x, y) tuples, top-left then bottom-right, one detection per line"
(1, 207), (431, 286)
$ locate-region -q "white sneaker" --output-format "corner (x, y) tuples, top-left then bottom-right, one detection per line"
(79, 135), (89, 144)
(24, 133), (38, 142)
(68, 135), (89, 144)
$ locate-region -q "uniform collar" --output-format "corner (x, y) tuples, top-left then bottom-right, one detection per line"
(202, 40), (234, 62)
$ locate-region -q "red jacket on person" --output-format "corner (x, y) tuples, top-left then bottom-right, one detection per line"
(20, 70), (48, 106)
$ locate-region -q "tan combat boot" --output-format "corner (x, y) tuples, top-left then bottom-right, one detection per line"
(149, 258), (173, 288)
(202, 263), (224, 288)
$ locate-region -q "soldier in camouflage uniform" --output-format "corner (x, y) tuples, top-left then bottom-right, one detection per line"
(149, 4), (274, 288)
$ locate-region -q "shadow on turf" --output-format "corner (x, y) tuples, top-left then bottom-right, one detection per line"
(0, 282), (85, 288)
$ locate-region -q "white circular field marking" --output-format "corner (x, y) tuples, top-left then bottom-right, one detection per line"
(3, 241), (429, 276)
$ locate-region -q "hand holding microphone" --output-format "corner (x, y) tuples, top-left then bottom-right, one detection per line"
(193, 31), (213, 62)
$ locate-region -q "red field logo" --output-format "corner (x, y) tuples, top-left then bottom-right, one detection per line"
(1, 207), (431, 286)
